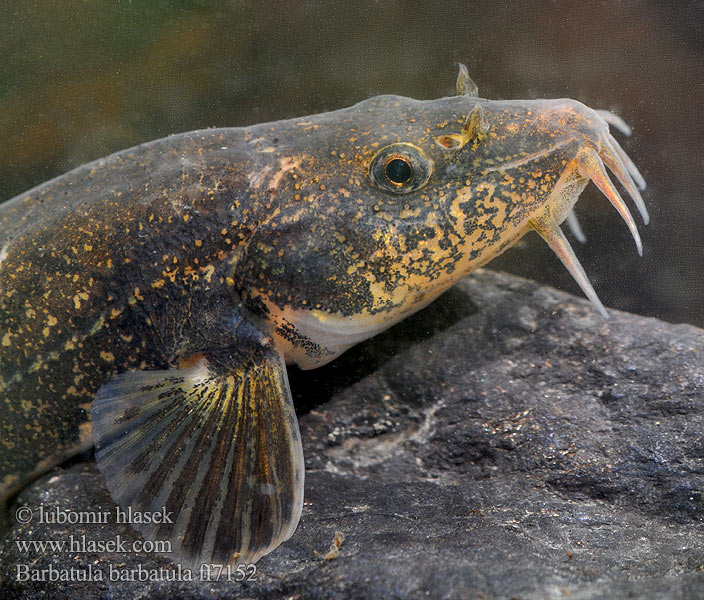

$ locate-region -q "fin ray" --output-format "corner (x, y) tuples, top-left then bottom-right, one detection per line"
(92, 348), (304, 567)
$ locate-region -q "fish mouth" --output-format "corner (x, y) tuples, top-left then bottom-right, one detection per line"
(528, 108), (648, 318)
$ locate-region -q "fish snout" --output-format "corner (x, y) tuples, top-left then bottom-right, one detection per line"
(527, 100), (649, 318)
(538, 98), (648, 231)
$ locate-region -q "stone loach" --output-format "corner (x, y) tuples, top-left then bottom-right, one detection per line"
(1, 269), (702, 599)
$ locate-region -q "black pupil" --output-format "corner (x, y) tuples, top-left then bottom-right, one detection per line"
(385, 158), (412, 184)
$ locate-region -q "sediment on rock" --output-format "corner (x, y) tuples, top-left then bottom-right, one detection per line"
(1, 270), (702, 600)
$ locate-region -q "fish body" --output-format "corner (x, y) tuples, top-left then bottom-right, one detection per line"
(0, 66), (647, 566)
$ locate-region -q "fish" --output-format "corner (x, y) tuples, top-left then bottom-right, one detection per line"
(0, 64), (647, 568)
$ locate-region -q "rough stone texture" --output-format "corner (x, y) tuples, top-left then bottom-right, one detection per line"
(1, 270), (703, 599)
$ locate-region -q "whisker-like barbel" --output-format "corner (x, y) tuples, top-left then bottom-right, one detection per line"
(578, 147), (643, 256)
(606, 134), (647, 193)
(1, 64), (651, 568)
(595, 109), (632, 137)
(530, 211), (609, 319)
(600, 136), (649, 224)
(566, 209), (587, 243)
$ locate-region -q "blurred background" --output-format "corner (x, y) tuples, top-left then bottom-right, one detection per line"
(0, 0), (702, 327)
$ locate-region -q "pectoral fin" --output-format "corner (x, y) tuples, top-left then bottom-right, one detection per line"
(91, 346), (303, 568)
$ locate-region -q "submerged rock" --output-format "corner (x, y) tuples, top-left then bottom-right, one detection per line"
(1, 270), (703, 599)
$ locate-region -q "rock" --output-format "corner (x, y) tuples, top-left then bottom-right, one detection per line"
(1, 270), (703, 599)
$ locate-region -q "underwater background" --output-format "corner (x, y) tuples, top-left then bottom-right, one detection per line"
(0, 0), (702, 327)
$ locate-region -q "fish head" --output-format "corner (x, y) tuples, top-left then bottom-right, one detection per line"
(238, 69), (647, 367)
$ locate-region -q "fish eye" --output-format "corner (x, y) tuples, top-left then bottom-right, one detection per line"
(369, 143), (432, 194)
(385, 158), (413, 185)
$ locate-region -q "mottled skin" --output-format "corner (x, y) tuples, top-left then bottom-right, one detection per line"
(237, 96), (601, 365)
(0, 83), (638, 555)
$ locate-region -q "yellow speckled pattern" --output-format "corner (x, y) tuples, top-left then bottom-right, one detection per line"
(0, 70), (646, 556)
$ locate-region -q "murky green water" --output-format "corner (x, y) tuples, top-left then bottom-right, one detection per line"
(1, 0), (702, 326)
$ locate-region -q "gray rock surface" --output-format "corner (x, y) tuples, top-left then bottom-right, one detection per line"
(1, 270), (703, 599)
